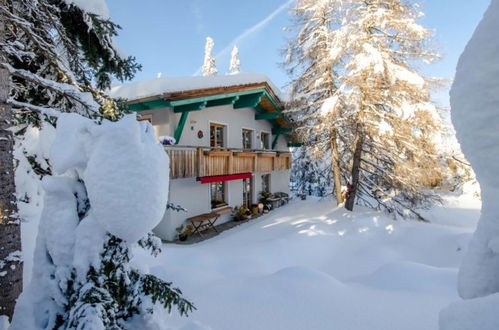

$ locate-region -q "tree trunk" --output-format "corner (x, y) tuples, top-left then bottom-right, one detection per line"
(345, 125), (364, 211)
(0, 0), (23, 320)
(330, 128), (343, 205)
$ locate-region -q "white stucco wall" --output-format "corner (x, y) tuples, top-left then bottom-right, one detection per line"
(153, 170), (291, 240)
(144, 103), (291, 240)
(137, 104), (289, 151)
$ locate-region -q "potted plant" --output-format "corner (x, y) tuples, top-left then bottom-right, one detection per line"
(176, 224), (193, 241)
(233, 205), (251, 221)
(251, 204), (259, 215)
(259, 191), (272, 211)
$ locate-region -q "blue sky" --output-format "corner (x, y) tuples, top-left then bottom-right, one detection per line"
(108, 0), (490, 106)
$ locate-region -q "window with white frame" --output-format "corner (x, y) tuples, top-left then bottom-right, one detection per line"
(260, 132), (270, 149)
(242, 129), (253, 149)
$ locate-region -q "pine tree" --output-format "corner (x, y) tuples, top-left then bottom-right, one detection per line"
(0, 0), (22, 319)
(229, 45), (240, 74)
(202, 36), (218, 76)
(2, 0), (194, 326)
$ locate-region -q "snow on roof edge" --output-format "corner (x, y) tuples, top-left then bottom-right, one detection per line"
(108, 72), (285, 103)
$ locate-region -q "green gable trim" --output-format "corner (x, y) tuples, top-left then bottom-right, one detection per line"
(233, 91), (264, 109)
(255, 112), (280, 120)
(206, 96), (239, 107)
(167, 88), (266, 107)
(288, 142), (303, 148)
(128, 99), (169, 111)
(173, 101), (207, 113)
(174, 112), (189, 144)
(272, 134), (280, 149)
(126, 87), (295, 143)
(272, 127), (292, 135)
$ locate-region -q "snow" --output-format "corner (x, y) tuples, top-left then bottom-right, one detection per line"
(108, 72), (284, 102)
(64, 0), (110, 18)
(319, 95), (339, 116)
(229, 45), (241, 75)
(449, 0), (499, 299)
(49, 113), (170, 243)
(439, 1), (499, 328)
(202, 37), (218, 77)
(11, 113), (170, 329)
(126, 193), (479, 330)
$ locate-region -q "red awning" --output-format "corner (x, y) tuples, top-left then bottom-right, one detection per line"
(199, 173), (252, 184)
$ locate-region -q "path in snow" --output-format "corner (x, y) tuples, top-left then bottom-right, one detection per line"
(133, 193), (480, 330)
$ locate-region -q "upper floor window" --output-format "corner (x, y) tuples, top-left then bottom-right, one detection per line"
(260, 132), (270, 150)
(242, 129), (253, 149)
(210, 123), (225, 148)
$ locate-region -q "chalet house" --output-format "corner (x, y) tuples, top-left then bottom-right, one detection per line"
(110, 73), (294, 240)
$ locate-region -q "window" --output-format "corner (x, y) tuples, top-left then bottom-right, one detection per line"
(242, 129), (253, 149)
(243, 177), (253, 208)
(261, 174), (270, 193)
(210, 123), (225, 148)
(210, 181), (227, 209)
(260, 132), (270, 149)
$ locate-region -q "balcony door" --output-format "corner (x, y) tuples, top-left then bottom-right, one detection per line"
(243, 177), (253, 208)
(210, 123), (225, 148)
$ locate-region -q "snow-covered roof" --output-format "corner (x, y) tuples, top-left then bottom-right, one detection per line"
(108, 72), (284, 102)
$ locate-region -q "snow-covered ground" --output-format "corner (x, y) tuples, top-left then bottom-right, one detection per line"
(129, 190), (480, 330)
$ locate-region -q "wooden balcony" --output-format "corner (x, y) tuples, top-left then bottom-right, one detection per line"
(165, 145), (292, 179)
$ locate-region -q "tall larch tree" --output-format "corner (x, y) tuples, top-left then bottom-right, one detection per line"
(1, 0), (194, 326)
(202, 36), (218, 76)
(284, 0), (345, 205)
(286, 0), (447, 219)
(331, 0), (446, 217)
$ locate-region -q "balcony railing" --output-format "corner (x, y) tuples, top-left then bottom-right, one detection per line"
(165, 145), (292, 179)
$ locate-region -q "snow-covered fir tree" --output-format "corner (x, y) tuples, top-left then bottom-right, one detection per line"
(202, 36), (218, 76)
(286, 0), (447, 219)
(1, 0), (194, 327)
(229, 45), (240, 74)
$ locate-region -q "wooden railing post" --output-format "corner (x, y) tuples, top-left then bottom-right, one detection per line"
(196, 147), (203, 177)
(228, 152), (234, 174)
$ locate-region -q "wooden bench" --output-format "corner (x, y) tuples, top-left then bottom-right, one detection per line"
(186, 206), (232, 237)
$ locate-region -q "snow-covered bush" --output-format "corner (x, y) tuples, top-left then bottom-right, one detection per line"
(10, 114), (194, 329)
(440, 0), (499, 329)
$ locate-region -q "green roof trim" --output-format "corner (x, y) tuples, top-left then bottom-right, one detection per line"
(128, 99), (169, 111)
(174, 112), (189, 144)
(173, 101), (207, 113)
(272, 134), (280, 149)
(206, 96), (239, 107)
(272, 127), (292, 135)
(126, 86), (294, 143)
(233, 91), (264, 109)
(255, 112), (280, 120)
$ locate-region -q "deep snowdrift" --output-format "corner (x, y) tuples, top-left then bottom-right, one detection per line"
(131, 195), (479, 330)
